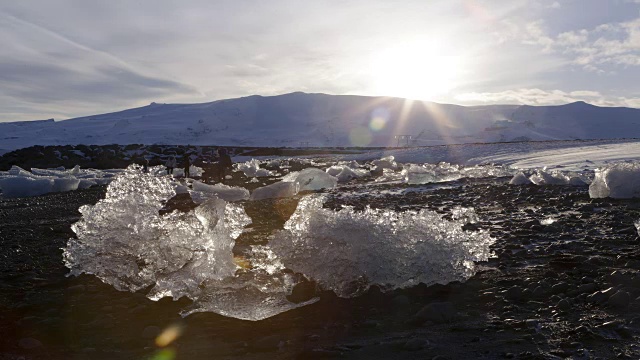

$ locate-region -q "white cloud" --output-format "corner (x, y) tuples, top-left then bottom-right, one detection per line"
(514, 16), (640, 72)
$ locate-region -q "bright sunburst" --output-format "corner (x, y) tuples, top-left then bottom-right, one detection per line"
(370, 40), (463, 101)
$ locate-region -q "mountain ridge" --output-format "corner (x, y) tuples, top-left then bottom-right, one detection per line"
(1, 92), (639, 152)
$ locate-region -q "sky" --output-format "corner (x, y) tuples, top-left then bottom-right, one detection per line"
(0, 0), (639, 122)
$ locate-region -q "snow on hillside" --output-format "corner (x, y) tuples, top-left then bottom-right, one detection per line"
(1, 93), (639, 152)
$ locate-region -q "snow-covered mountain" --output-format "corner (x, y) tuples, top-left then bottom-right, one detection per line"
(1, 92), (639, 152)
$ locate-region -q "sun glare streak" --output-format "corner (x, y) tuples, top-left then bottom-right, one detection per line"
(420, 101), (457, 145)
(388, 98), (415, 147)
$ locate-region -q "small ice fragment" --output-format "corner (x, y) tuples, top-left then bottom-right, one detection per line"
(528, 169), (570, 185)
(509, 172), (531, 185)
(236, 159), (274, 177)
(191, 181), (249, 202)
(250, 181), (299, 200)
(372, 156), (398, 171)
(540, 217), (556, 225)
(293, 168), (337, 191)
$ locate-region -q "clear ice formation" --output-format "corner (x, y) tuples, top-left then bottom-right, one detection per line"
(250, 181), (299, 201)
(63, 166), (314, 321)
(64, 165), (496, 321)
(404, 163), (514, 185)
(190, 181), (250, 202)
(294, 168), (337, 191)
(270, 195), (495, 298)
(528, 169), (571, 185)
(236, 159), (274, 177)
(326, 165), (370, 183)
(509, 172), (531, 185)
(249, 168), (337, 200)
(372, 156), (399, 171)
(590, 162), (640, 198)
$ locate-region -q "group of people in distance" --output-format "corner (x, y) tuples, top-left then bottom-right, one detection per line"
(163, 147), (233, 183)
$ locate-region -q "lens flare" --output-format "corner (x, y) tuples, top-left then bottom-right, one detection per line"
(155, 324), (184, 347)
(369, 107), (390, 131)
(150, 348), (176, 360)
(349, 126), (373, 147)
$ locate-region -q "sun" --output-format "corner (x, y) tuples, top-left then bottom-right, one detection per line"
(370, 40), (463, 101)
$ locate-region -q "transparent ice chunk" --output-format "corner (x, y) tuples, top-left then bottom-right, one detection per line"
(372, 156), (398, 171)
(529, 168), (570, 185)
(294, 168), (337, 191)
(250, 181), (299, 201)
(236, 159), (274, 177)
(326, 165), (370, 183)
(269, 195), (495, 298)
(589, 162), (640, 198)
(190, 181), (250, 202)
(63, 166), (319, 321)
(509, 172), (532, 185)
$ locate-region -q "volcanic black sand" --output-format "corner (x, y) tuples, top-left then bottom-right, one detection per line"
(2, 177), (640, 359)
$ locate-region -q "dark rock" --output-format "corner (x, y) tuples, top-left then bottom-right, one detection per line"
(576, 283), (597, 294)
(391, 294), (411, 308)
(556, 299), (571, 311)
(287, 279), (317, 303)
(608, 270), (631, 286)
(251, 335), (283, 352)
(505, 286), (523, 300)
(19, 337), (42, 349)
(142, 325), (161, 339)
(608, 290), (631, 309)
(403, 338), (429, 351)
(298, 348), (344, 358)
(412, 302), (457, 324)
(361, 320), (380, 328)
(532, 286), (547, 298)
(551, 282), (569, 294)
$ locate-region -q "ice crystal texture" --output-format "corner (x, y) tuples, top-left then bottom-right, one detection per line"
(589, 162), (640, 198)
(269, 195), (495, 297)
(64, 166), (495, 321)
(236, 159), (274, 177)
(63, 166), (319, 321)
